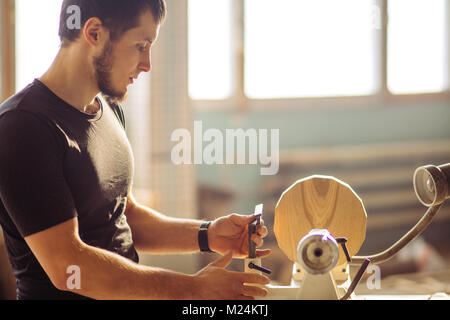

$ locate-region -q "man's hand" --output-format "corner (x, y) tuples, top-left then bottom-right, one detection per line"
(208, 214), (271, 258)
(192, 251), (269, 300)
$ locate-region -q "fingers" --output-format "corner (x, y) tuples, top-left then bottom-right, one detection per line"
(233, 294), (255, 300)
(251, 226), (268, 246)
(200, 260), (270, 299)
(228, 214), (268, 239)
(256, 221), (268, 237)
(255, 248), (272, 258)
(210, 250), (233, 268)
(229, 213), (267, 226)
(229, 213), (256, 226)
(230, 272), (269, 299)
(242, 284), (268, 298)
(232, 271), (271, 286)
(251, 234), (263, 247)
(251, 221), (268, 237)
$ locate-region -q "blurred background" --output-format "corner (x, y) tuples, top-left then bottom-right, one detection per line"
(1, 0), (450, 299)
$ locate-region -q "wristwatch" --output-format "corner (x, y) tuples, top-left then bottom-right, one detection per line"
(198, 221), (214, 253)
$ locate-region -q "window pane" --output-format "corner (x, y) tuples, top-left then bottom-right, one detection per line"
(16, 0), (62, 92)
(188, 0), (232, 100)
(0, 9), (3, 98)
(388, 0), (447, 94)
(245, 0), (378, 99)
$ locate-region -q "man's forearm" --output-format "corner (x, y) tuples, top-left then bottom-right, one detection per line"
(60, 241), (198, 299)
(126, 202), (205, 254)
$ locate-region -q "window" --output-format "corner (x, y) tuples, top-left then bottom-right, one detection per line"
(188, 0), (450, 106)
(0, 5), (3, 99)
(1, 0), (16, 102)
(387, 0), (448, 94)
(188, 0), (232, 100)
(245, 0), (378, 99)
(15, 0), (62, 91)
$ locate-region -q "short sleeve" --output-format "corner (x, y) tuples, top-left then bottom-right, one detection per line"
(0, 111), (77, 237)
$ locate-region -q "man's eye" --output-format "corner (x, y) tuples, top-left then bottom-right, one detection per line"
(137, 44), (147, 52)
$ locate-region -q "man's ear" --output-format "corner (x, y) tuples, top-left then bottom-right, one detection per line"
(82, 17), (107, 46)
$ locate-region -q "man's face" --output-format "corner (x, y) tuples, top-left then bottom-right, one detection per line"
(93, 10), (160, 102)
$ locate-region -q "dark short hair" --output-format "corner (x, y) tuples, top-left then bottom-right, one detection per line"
(59, 0), (166, 46)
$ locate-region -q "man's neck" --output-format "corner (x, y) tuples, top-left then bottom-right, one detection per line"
(39, 45), (100, 114)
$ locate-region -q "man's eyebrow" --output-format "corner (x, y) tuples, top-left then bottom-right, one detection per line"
(144, 37), (154, 43)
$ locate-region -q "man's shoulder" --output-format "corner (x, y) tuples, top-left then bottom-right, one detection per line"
(0, 84), (61, 146)
(0, 82), (36, 117)
(0, 108), (57, 145)
(0, 79), (57, 120)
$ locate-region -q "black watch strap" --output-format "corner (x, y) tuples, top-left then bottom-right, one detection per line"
(198, 221), (213, 252)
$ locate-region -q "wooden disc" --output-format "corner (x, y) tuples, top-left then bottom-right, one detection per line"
(274, 175), (367, 266)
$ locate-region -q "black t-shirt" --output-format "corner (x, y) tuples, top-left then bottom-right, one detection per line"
(0, 79), (139, 299)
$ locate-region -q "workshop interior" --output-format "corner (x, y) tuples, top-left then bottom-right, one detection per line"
(1, 0), (450, 300)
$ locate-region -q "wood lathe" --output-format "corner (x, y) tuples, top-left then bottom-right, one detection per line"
(244, 163), (450, 300)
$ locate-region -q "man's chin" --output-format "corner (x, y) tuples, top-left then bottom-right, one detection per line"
(101, 89), (128, 105)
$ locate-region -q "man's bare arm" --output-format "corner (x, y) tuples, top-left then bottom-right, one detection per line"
(124, 192), (204, 254)
(24, 218), (198, 299)
(124, 192), (271, 258)
(24, 217), (269, 299)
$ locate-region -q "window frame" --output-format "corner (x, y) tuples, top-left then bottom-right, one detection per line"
(189, 0), (450, 112)
(1, 0), (15, 103)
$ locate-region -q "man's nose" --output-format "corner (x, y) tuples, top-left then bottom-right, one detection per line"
(139, 52), (152, 73)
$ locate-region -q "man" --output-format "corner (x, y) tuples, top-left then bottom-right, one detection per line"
(0, 0), (270, 300)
